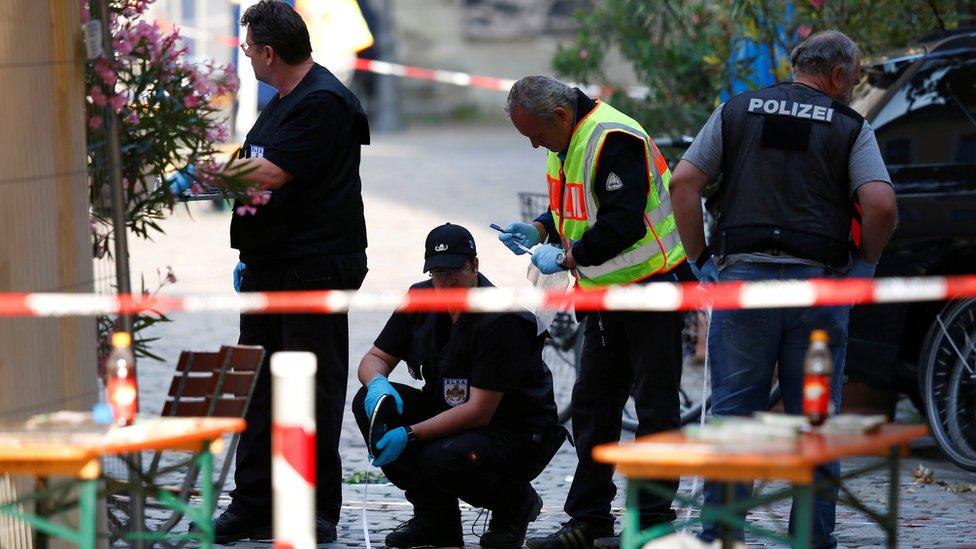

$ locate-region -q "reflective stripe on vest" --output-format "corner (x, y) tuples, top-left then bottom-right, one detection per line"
(546, 102), (686, 288)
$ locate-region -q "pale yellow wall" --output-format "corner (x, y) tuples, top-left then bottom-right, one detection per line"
(0, 1), (99, 544)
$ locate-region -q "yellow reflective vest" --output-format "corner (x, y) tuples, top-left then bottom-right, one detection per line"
(546, 101), (686, 288)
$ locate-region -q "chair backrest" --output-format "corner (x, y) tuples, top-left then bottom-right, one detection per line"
(210, 344), (265, 418)
(161, 350), (223, 417)
(161, 344), (265, 418)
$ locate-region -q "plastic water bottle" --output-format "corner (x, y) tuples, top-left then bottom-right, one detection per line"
(105, 331), (138, 427)
(803, 329), (832, 426)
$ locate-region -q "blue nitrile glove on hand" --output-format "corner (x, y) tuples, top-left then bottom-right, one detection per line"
(233, 262), (246, 293)
(364, 375), (404, 419)
(847, 257), (877, 279)
(532, 244), (566, 275)
(498, 222), (541, 255)
(689, 255), (719, 283)
(371, 426), (408, 467)
(166, 164), (196, 197)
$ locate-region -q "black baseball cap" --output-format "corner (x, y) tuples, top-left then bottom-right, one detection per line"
(423, 223), (477, 272)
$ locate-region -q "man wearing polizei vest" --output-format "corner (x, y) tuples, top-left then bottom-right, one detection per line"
(670, 31), (898, 547)
(500, 76), (687, 548)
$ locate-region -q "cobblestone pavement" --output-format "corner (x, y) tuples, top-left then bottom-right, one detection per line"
(129, 125), (976, 548)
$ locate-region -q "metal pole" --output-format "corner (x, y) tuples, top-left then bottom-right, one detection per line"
(91, 3), (141, 545)
(372, 0), (399, 132)
(92, 0), (132, 335)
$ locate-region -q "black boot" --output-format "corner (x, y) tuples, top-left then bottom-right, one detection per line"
(385, 512), (464, 548)
(211, 508), (272, 543)
(480, 488), (544, 548)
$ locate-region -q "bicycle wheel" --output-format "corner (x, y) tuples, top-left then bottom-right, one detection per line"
(919, 299), (976, 471)
(542, 312), (583, 425)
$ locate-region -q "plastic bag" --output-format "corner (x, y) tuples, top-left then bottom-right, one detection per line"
(526, 263), (573, 335)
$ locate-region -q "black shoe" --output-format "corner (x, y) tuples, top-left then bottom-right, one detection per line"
(592, 536), (619, 549)
(212, 508), (272, 543)
(385, 513), (464, 548)
(480, 488), (544, 548)
(525, 519), (614, 549)
(316, 516), (338, 543)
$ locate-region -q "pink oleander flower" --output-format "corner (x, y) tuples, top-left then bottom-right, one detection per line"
(88, 115), (103, 130)
(798, 23), (813, 39)
(183, 94), (199, 108)
(110, 92), (128, 112)
(205, 124), (229, 143)
(810, 0), (824, 7)
(126, 110), (139, 124)
(236, 205), (258, 216)
(90, 85), (108, 107)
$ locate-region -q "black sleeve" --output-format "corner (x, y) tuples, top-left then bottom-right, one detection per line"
(262, 91), (350, 181)
(468, 316), (534, 393)
(571, 133), (649, 267)
(533, 211), (561, 245)
(373, 311), (413, 360)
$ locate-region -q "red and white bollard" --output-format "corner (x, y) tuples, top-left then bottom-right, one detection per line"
(271, 352), (317, 549)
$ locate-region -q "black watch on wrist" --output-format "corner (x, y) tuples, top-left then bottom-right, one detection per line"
(403, 425), (418, 443)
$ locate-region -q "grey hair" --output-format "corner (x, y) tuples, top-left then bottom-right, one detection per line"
(506, 76), (576, 122)
(790, 30), (860, 78)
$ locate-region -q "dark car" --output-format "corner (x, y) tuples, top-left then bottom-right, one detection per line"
(846, 29), (976, 469)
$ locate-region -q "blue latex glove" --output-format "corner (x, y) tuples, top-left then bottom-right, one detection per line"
(364, 375), (404, 419)
(371, 426), (408, 467)
(689, 256), (719, 283)
(847, 257), (877, 279)
(166, 164), (196, 196)
(498, 222), (541, 256)
(532, 244), (566, 275)
(233, 262), (246, 293)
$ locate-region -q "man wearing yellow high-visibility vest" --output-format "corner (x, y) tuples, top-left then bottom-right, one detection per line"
(499, 76), (687, 548)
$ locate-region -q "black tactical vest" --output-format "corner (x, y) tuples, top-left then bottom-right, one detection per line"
(714, 82), (864, 267)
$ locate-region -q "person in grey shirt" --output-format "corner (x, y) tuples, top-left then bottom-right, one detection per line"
(682, 95), (892, 271)
(669, 30), (898, 548)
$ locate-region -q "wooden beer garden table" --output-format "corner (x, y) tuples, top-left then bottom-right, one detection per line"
(593, 423), (929, 549)
(0, 415), (245, 548)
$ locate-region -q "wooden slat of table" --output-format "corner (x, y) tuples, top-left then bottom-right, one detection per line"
(594, 424), (929, 484)
(0, 417), (245, 479)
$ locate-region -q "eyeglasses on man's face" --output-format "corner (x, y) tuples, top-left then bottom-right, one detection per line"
(240, 42), (266, 55)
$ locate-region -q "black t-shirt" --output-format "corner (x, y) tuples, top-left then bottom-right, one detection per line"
(231, 63), (370, 267)
(374, 274), (558, 434)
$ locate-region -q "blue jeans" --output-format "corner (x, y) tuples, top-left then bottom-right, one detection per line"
(699, 262), (848, 549)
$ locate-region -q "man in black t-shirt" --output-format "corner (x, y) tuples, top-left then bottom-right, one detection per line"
(353, 223), (564, 549)
(210, 2), (369, 543)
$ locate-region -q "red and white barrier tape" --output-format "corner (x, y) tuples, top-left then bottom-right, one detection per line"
(3, 275), (976, 317)
(352, 58), (650, 99)
(272, 352), (317, 549)
(154, 20), (646, 97)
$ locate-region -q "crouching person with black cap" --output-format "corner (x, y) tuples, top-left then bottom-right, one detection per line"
(352, 223), (566, 548)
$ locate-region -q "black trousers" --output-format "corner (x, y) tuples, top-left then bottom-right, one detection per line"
(229, 252), (367, 523)
(351, 384), (541, 515)
(564, 308), (683, 528)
